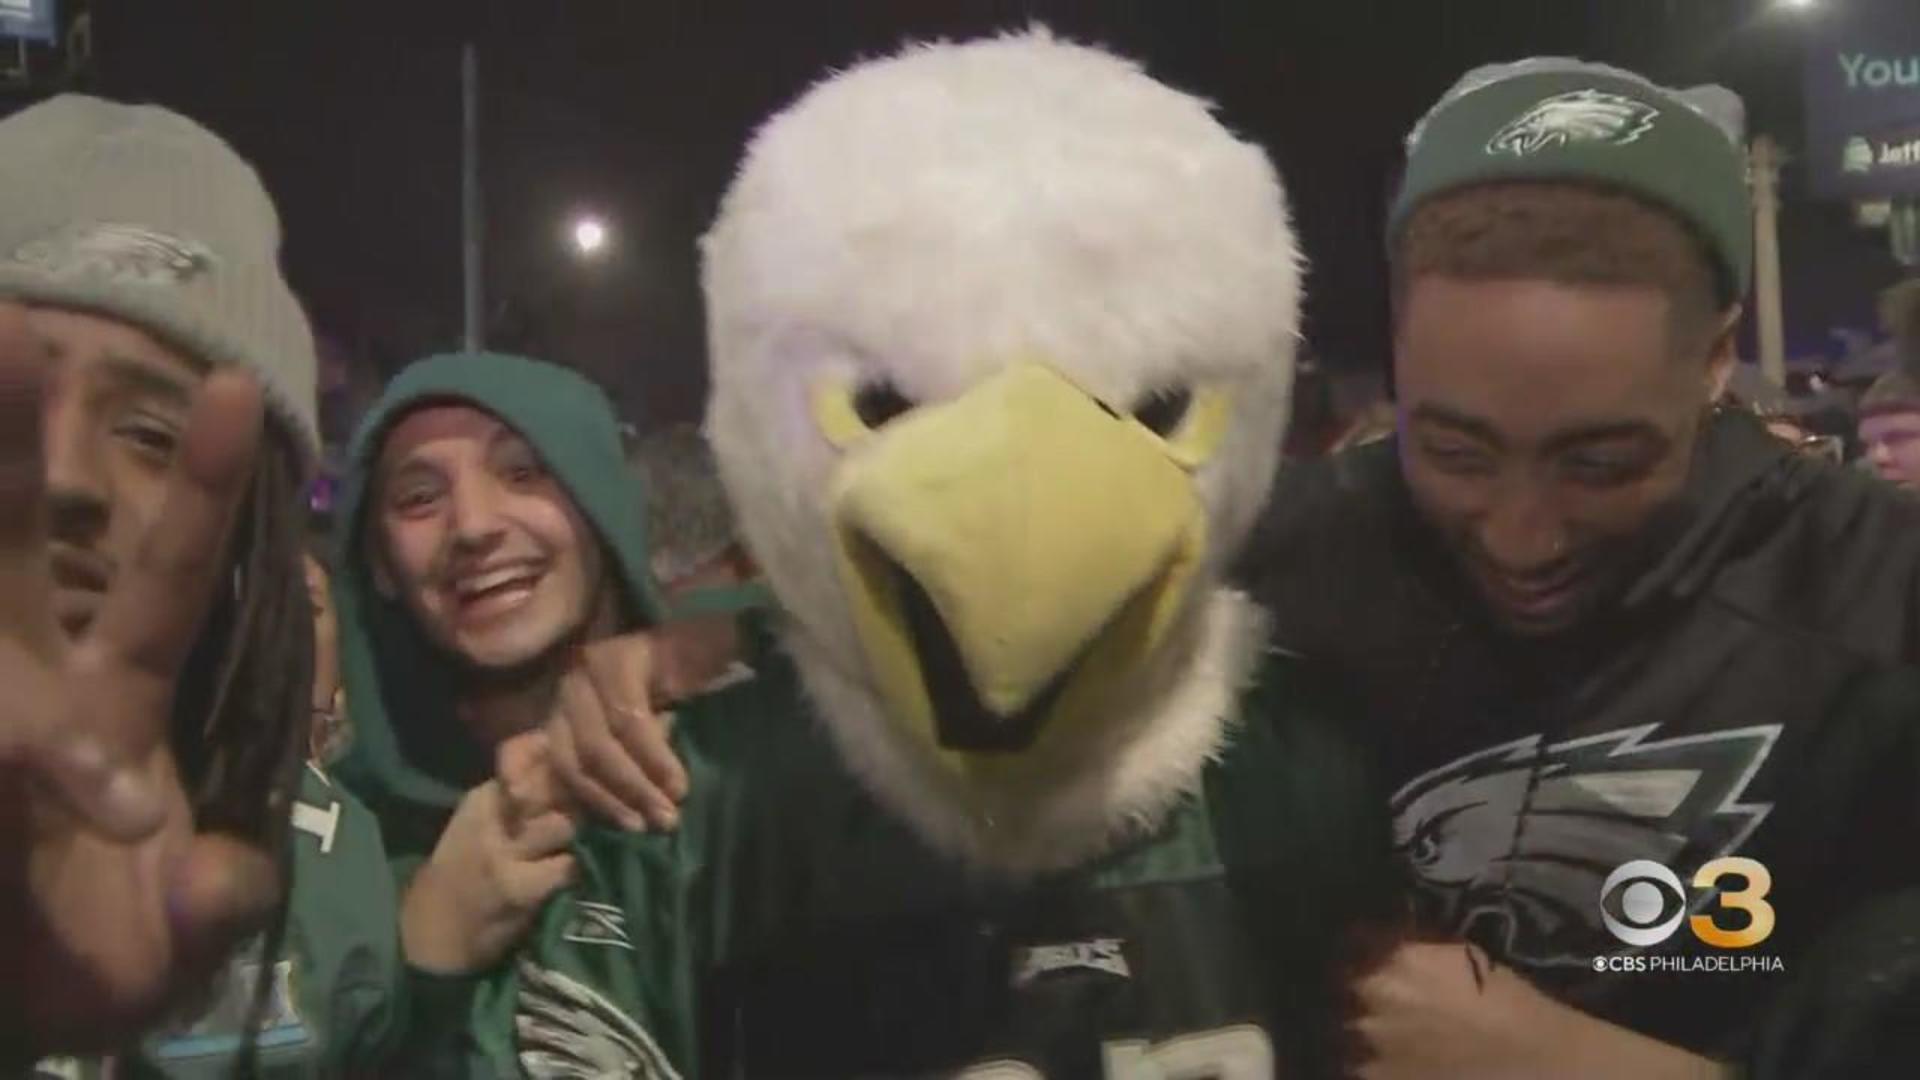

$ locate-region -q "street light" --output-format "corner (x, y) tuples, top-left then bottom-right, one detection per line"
(570, 215), (609, 259)
(1778, 0), (1814, 9)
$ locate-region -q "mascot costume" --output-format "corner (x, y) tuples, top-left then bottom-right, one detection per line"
(465, 30), (1394, 1078)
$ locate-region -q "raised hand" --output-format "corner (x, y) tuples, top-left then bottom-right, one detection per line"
(545, 633), (688, 832)
(0, 303), (280, 1060)
(401, 731), (578, 974)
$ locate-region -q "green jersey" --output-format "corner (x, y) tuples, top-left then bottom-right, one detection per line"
(32, 764), (403, 1080)
(454, 649), (1393, 1078)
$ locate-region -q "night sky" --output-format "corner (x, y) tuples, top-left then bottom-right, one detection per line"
(7, 0), (1915, 441)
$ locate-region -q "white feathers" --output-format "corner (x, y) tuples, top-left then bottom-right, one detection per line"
(701, 29), (1302, 874)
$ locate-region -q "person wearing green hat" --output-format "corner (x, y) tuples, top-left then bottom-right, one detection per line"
(1234, 59), (1920, 1075)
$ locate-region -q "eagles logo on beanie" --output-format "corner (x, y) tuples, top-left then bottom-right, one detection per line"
(1390, 58), (1754, 304)
(0, 95), (319, 465)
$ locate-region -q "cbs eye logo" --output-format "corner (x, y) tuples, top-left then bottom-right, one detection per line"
(1599, 857), (1775, 949)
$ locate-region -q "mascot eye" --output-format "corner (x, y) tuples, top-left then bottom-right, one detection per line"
(1132, 386), (1193, 437)
(853, 380), (916, 430)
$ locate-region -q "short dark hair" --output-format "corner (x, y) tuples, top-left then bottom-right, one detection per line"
(1393, 181), (1726, 353)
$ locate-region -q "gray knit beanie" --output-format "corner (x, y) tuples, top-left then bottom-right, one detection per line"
(0, 95), (318, 463)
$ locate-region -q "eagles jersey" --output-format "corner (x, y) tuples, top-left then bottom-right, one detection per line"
(35, 764), (404, 1080)
(457, 650), (1395, 1078)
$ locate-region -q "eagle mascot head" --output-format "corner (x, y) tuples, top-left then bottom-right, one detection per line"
(703, 28), (1301, 874)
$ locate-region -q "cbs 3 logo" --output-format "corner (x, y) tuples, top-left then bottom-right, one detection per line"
(1599, 857), (1775, 949)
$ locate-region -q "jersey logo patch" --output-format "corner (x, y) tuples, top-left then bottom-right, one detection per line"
(1390, 723), (1777, 968)
(1488, 89), (1659, 156)
(146, 942), (310, 1061)
(1009, 937), (1131, 988)
(517, 960), (681, 1080)
(562, 900), (634, 951)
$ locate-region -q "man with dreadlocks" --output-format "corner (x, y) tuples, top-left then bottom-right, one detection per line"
(0, 96), (400, 1076)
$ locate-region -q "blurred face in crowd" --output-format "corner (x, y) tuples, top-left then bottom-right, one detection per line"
(1862, 409), (1920, 493)
(651, 546), (757, 699)
(304, 552), (350, 761)
(1395, 278), (1731, 637)
(305, 553), (339, 702)
(27, 303), (205, 640)
(373, 404), (609, 671)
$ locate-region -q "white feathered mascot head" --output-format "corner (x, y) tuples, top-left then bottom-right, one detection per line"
(703, 29), (1301, 874)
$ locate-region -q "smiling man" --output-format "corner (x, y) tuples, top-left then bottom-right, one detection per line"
(1239, 59), (1920, 1075)
(328, 352), (693, 1044)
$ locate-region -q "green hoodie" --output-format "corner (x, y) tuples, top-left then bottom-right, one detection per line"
(331, 351), (666, 861)
(323, 352), (667, 1070)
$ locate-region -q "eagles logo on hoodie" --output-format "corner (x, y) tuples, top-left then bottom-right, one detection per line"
(1390, 723), (1778, 967)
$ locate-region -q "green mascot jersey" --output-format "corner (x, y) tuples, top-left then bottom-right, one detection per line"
(453, 641), (1394, 1079)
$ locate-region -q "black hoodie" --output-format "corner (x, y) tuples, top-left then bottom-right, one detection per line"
(1238, 406), (1920, 1070)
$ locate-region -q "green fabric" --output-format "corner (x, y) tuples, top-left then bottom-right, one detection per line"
(121, 768), (401, 1078)
(443, 648), (1392, 1077)
(330, 352), (665, 846)
(1390, 66), (1752, 300)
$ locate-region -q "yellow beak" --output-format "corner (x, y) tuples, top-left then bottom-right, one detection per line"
(830, 363), (1204, 760)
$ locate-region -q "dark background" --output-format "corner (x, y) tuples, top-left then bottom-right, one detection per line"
(4, 0), (1914, 441)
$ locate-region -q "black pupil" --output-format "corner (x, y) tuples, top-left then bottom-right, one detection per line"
(1133, 387), (1192, 436)
(853, 382), (914, 429)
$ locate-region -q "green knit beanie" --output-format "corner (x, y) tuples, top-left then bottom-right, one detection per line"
(1391, 59), (1753, 303)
